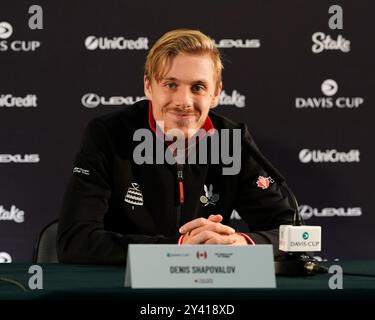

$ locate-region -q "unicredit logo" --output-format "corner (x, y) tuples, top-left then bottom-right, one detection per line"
(299, 149), (360, 163)
(312, 32), (350, 53)
(0, 205), (25, 223)
(214, 90), (246, 108)
(213, 39), (260, 48)
(0, 252), (12, 263)
(321, 79), (338, 96)
(0, 22), (13, 39)
(85, 36), (149, 50)
(0, 154), (40, 163)
(0, 94), (37, 107)
(299, 205), (362, 220)
(81, 93), (145, 108)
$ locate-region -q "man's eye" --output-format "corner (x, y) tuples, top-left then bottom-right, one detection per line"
(166, 83), (177, 89)
(192, 85), (205, 92)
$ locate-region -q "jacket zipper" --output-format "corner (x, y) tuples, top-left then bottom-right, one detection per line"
(176, 163), (184, 234)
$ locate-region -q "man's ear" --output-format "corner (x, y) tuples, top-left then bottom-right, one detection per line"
(144, 75), (152, 100)
(211, 81), (223, 108)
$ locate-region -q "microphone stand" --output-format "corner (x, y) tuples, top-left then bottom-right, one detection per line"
(274, 182), (326, 276)
(244, 139), (327, 276)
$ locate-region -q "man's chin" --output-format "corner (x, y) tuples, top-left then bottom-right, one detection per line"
(165, 123), (198, 139)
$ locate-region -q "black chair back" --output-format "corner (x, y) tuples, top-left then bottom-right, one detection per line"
(33, 220), (59, 263)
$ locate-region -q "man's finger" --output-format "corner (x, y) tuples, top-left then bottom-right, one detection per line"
(189, 223), (235, 237)
(179, 215), (222, 234)
(182, 230), (215, 244)
(208, 214), (223, 223)
(204, 235), (237, 245)
(179, 217), (209, 234)
(183, 230), (225, 244)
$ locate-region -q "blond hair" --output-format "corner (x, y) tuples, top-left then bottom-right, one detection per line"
(145, 29), (223, 90)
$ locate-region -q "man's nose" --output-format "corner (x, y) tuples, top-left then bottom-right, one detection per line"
(173, 86), (193, 109)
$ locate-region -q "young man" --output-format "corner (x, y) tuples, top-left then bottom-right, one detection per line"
(57, 29), (293, 264)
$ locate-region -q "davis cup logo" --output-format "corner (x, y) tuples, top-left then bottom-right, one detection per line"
(321, 79), (338, 96)
(295, 78), (364, 109)
(0, 252), (12, 263)
(0, 22), (13, 39)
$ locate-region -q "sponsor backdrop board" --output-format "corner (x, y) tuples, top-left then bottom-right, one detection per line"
(0, 0), (374, 262)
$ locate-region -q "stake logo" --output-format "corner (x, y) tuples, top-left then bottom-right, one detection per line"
(312, 32), (350, 53)
(0, 205), (25, 223)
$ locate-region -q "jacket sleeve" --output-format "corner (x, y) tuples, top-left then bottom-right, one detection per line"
(57, 119), (179, 265)
(234, 124), (294, 256)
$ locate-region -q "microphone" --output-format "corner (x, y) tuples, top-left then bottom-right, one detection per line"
(245, 139), (324, 276)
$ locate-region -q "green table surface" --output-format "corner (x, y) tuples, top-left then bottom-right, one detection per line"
(0, 261), (374, 301)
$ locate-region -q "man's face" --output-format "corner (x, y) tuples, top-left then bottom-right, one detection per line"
(144, 53), (222, 138)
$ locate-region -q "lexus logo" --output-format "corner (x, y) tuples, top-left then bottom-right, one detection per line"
(0, 252), (12, 263)
(321, 79), (338, 96)
(299, 205), (362, 219)
(0, 154), (40, 163)
(81, 93), (145, 108)
(81, 93), (100, 108)
(0, 21), (13, 39)
(213, 39), (261, 49)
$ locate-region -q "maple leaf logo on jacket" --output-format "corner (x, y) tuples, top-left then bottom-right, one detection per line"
(256, 176), (274, 190)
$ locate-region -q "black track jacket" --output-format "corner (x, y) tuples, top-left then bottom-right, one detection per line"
(57, 99), (294, 264)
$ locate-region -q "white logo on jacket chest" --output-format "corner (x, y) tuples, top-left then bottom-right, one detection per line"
(200, 184), (220, 206)
(125, 183), (144, 209)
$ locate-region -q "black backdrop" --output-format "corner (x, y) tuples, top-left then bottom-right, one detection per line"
(0, 0), (374, 262)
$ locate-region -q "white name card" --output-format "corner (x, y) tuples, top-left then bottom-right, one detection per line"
(125, 244), (276, 288)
